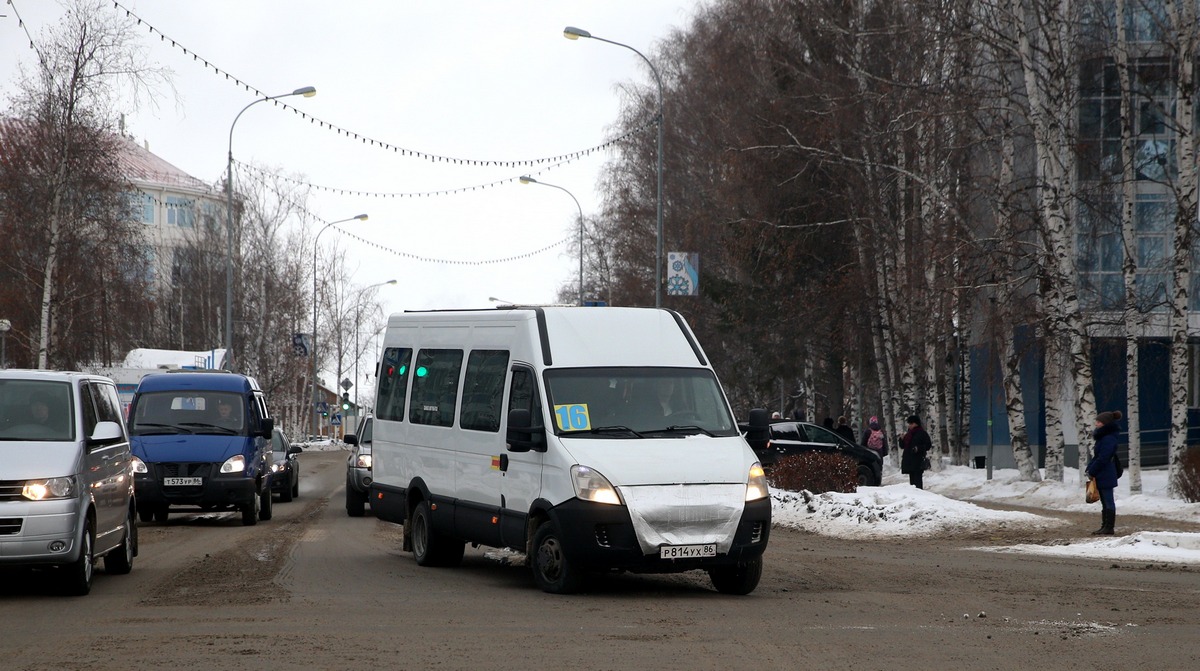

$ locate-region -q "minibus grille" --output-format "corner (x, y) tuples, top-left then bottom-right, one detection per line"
(0, 481), (25, 501)
(0, 517), (22, 535)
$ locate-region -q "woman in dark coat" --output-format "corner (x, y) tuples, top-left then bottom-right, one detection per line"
(900, 414), (932, 489)
(1086, 410), (1122, 535)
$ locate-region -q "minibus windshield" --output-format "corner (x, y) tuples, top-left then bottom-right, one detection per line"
(0, 380), (75, 441)
(544, 367), (738, 438)
(130, 391), (247, 436)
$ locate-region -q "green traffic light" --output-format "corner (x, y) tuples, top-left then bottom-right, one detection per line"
(416, 366), (427, 377)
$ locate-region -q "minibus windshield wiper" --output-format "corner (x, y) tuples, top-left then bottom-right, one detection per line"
(643, 425), (716, 437)
(561, 425), (645, 438)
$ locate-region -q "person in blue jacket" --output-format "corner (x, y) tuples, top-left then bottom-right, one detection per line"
(1086, 410), (1122, 535)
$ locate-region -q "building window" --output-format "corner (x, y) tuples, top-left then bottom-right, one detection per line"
(165, 196), (194, 228)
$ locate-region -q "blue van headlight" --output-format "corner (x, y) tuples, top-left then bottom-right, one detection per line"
(23, 477), (77, 500)
(220, 454), (246, 474)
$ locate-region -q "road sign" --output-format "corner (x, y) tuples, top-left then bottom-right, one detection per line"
(316, 401), (329, 413)
(330, 413), (342, 426)
(340, 377), (353, 391)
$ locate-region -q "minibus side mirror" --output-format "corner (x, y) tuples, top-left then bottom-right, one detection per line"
(506, 408), (545, 453)
(257, 417), (275, 439)
(344, 434), (358, 446)
(744, 408), (770, 452)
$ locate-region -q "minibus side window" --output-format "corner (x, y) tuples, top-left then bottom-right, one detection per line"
(409, 349), (464, 427)
(507, 367), (543, 429)
(377, 347), (413, 422)
(80, 384), (99, 438)
(460, 350), (509, 433)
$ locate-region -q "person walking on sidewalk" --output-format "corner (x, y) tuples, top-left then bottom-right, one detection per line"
(1087, 410), (1123, 535)
(900, 414), (931, 489)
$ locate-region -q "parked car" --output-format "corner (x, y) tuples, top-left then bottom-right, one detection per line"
(0, 370), (138, 595)
(344, 415), (373, 517)
(269, 427), (302, 502)
(754, 420), (883, 487)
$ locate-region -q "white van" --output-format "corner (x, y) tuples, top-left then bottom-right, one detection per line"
(369, 306), (771, 594)
(0, 370), (138, 595)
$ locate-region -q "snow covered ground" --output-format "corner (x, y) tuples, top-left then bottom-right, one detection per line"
(774, 463), (1200, 565)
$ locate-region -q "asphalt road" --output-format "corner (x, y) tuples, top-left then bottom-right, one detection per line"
(1, 450), (1197, 671)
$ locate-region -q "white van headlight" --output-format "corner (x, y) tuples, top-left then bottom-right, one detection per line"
(22, 477), (77, 501)
(571, 465), (623, 505)
(745, 462), (769, 501)
(130, 456), (148, 474)
(355, 454), (372, 469)
(220, 454), (247, 474)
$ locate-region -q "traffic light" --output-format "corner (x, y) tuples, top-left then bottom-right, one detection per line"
(341, 392), (351, 411)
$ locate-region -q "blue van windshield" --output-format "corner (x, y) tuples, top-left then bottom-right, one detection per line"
(130, 391), (247, 436)
(543, 368), (737, 438)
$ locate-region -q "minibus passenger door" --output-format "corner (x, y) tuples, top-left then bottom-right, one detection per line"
(502, 366), (543, 542)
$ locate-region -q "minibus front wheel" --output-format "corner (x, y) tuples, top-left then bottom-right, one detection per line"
(531, 521), (584, 594)
(708, 556), (763, 595)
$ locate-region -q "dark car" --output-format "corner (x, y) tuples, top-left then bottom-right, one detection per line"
(269, 427), (302, 502)
(344, 415), (372, 517)
(754, 420), (883, 486)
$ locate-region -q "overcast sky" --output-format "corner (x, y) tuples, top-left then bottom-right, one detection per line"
(1, 0), (703, 321)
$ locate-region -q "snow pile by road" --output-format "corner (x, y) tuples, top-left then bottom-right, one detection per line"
(772, 485), (1059, 538)
(775, 462), (1200, 565)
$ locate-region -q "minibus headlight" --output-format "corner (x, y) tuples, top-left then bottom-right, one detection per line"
(130, 456), (148, 474)
(220, 454), (247, 474)
(23, 477), (76, 501)
(356, 454), (372, 469)
(746, 462), (769, 501)
(570, 465), (623, 505)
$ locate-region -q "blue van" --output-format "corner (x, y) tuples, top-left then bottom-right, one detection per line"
(128, 372), (275, 526)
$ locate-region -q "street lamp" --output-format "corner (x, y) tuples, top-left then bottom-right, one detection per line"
(351, 279), (397, 414)
(564, 26), (664, 307)
(310, 214), (368, 441)
(225, 85), (317, 370)
(520, 176), (585, 306)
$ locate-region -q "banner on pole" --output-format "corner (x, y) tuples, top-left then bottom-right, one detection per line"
(292, 333), (310, 357)
(667, 252), (699, 296)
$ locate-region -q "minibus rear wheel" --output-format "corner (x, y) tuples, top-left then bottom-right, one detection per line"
(411, 500), (465, 567)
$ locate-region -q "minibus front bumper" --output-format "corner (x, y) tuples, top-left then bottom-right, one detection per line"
(548, 496), (771, 573)
(135, 465), (257, 510)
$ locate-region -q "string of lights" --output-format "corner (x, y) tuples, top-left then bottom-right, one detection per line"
(108, 1), (654, 169)
(233, 157), (577, 200)
(5, 0), (48, 69)
(238, 164), (572, 267)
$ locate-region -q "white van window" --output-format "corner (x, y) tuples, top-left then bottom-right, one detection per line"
(94, 383), (123, 424)
(460, 350), (509, 433)
(508, 367), (543, 428)
(80, 384), (100, 437)
(377, 347), (413, 422)
(0, 379), (75, 441)
(543, 367), (738, 437)
(409, 349), (463, 427)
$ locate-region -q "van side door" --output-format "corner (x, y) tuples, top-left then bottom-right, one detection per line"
(500, 365), (543, 548)
(81, 381), (130, 546)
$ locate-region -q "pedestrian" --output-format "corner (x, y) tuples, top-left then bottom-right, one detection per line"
(770, 411), (782, 420)
(861, 416), (888, 459)
(900, 414), (931, 489)
(822, 416), (834, 431)
(835, 415), (855, 443)
(1086, 410), (1123, 535)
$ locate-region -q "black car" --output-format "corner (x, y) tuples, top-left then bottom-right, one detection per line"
(754, 420), (883, 486)
(269, 427), (302, 502)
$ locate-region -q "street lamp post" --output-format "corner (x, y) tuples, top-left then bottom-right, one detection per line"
(0, 318), (10, 369)
(519, 176), (585, 306)
(310, 214), (368, 442)
(225, 86), (316, 370)
(564, 26), (664, 307)
(350, 279), (396, 415)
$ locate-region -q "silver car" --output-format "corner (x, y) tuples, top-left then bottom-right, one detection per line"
(344, 415), (373, 517)
(0, 370), (138, 595)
